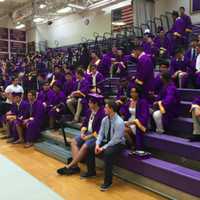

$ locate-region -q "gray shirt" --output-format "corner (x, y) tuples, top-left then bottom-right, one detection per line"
(96, 113), (125, 149)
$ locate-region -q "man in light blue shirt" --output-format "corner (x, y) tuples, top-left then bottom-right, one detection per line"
(85, 100), (125, 191)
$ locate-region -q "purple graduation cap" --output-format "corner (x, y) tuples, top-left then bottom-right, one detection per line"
(87, 93), (104, 106)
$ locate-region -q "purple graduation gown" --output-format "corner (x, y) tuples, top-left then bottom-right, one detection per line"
(156, 82), (180, 129)
(81, 107), (105, 134)
(87, 72), (104, 94)
(119, 98), (149, 150)
(63, 80), (75, 97)
(170, 17), (186, 52)
(48, 90), (66, 119)
(9, 100), (30, 140)
(24, 100), (45, 142)
(135, 53), (154, 98)
(181, 14), (192, 42)
(170, 57), (190, 87)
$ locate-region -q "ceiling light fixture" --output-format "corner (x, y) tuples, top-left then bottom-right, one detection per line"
(68, 3), (86, 10)
(39, 4), (47, 9)
(33, 17), (45, 23)
(56, 7), (72, 14)
(89, 0), (117, 10)
(16, 24), (25, 29)
(0, 0), (5, 2)
(112, 21), (126, 26)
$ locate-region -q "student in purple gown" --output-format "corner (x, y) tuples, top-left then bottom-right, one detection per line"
(37, 81), (54, 111)
(170, 48), (190, 88)
(195, 44), (200, 88)
(170, 11), (185, 53)
(120, 87), (149, 151)
(179, 6), (192, 44)
(50, 65), (65, 87)
(132, 45), (154, 100)
(112, 49), (128, 78)
(67, 68), (89, 122)
(48, 82), (66, 129)
(154, 27), (171, 58)
(190, 97), (200, 141)
(185, 39), (198, 73)
(154, 60), (170, 95)
(185, 38), (198, 86)
(87, 52), (101, 75)
(6, 92), (29, 143)
(23, 90), (45, 148)
(87, 64), (104, 94)
(152, 72), (180, 134)
(63, 72), (75, 97)
(57, 94), (105, 176)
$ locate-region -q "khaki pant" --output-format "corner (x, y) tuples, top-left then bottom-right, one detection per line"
(67, 97), (83, 121)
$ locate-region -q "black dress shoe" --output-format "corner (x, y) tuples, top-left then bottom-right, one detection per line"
(100, 182), (112, 191)
(57, 166), (80, 175)
(80, 172), (96, 179)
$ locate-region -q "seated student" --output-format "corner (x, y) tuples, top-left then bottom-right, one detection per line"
(87, 52), (101, 75)
(91, 101), (125, 191)
(195, 43), (200, 88)
(184, 38), (198, 86)
(87, 64), (104, 94)
(170, 48), (190, 88)
(6, 92), (29, 143)
(152, 72), (180, 134)
(4, 77), (24, 104)
(120, 87), (149, 151)
(50, 65), (65, 86)
(63, 72), (75, 97)
(14, 90), (45, 148)
(57, 94), (105, 176)
(154, 27), (171, 58)
(190, 97), (200, 142)
(154, 60), (170, 95)
(48, 82), (66, 129)
(37, 81), (54, 109)
(67, 68), (89, 122)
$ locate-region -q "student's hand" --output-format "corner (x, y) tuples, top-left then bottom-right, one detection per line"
(43, 102), (47, 107)
(95, 145), (102, 155)
(81, 133), (86, 140)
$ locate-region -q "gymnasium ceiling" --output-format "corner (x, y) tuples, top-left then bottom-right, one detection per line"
(0, 0), (126, 27)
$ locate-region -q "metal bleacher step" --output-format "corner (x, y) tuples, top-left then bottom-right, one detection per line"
(34, 141), (71, 163)
(144, 132), (200, 164)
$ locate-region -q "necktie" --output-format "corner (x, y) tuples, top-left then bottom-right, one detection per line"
(192, 49), (196, 60)
(107, 118), (111, 142)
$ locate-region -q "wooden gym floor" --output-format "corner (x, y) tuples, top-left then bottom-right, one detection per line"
(0, 140), (166, 200)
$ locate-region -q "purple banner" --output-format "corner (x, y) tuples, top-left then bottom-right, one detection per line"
(10, 29), (26, 41)
(11, 42), (26, 53)
(0, 28), (8, 40)
(192, 0), (200, 12)
(0, 40), (8, 52)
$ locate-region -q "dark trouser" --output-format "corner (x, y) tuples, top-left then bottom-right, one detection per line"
(86, 143), (124, 184)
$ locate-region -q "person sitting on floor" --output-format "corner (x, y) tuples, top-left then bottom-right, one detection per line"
(57, 94), (105, 176)
(13, 90), (45, 148)
(6, 92), (29, 143)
